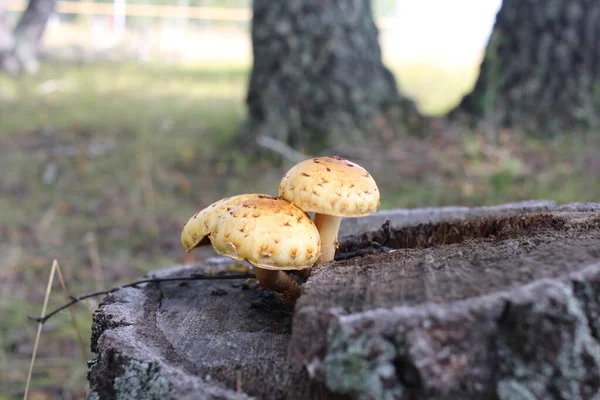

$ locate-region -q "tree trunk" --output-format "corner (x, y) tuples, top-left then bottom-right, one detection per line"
(242, 0), (422, 151)
(12, 0), (56, 73)
(0, 1), (18, 73)
(452, 0), (600, 135)
(0, 0), (56, 74)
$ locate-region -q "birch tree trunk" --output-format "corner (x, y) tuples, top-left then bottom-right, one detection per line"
(0, 0), (56, 73)
(0, 1), (18, 73)
(12, 0), (57, 73)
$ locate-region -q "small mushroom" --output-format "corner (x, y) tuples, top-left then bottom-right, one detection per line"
(279, 156), (380, 265)
(209, 195), (320, 306)
(181, 193), (266, 252)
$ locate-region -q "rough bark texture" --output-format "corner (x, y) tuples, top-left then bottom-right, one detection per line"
(87, 258), (336, 400)
(293, 205), (600, 399)
(242, 0), (422, 151)
(452, 0), (600, 134)
(0, 0), (56, 74)
(88, 201), (600, 399)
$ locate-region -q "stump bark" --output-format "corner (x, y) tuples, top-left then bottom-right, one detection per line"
(88, 201), (600, 399)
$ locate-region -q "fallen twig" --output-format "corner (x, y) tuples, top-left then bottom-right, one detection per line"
(256, 135), (307, 164)
(27, 272), (255, 325)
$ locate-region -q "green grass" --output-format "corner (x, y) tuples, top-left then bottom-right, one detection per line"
(1, 60), (599, 398)
(0, 61), (252, 398)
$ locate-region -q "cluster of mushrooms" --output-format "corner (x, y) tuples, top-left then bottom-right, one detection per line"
(180, 156), (380, 307)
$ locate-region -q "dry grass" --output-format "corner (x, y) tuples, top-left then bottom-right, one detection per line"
(0, 57), (598, 399)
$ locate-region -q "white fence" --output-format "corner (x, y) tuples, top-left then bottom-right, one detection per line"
(6, 0), (396, 29)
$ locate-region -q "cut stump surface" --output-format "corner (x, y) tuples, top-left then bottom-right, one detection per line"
(88, 201), (600, 400)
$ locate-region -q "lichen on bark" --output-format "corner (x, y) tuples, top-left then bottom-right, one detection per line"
(113, 360), (172, 399)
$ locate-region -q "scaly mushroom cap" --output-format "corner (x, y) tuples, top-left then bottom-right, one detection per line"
(181, 193), (266, 252)
(278, 156), (380, 217)
(209, 195), (321, 271)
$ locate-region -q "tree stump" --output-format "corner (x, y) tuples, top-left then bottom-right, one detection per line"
(88, 201), (600, 399)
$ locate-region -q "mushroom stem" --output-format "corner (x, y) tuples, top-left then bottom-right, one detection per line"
(253, 267), (302, 307)
(313, 214), (343, 265)
(292, 269), (311, 281)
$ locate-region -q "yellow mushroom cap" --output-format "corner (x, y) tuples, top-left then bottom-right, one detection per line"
(181, 193), (266, 252)
(278, 156), (380, 217)
(209, 196), (321, 271)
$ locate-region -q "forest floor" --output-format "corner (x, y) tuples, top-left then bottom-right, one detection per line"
(1, 61), (599, 399)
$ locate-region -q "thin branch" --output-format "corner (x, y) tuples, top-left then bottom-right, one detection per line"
(24, 259), (58, 400)
(27, 272), (255, 325)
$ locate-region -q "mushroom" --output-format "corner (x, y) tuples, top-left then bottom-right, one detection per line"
(181, 193), (266, 252)
(209, 195), (320, 306)
(279, 156), (380, 265)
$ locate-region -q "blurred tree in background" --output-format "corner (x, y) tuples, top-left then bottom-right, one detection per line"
(0, 1), (15, 70)
(453, 0), (600, 135)
(0, 0), (57, 73)
(242, 0), (421, 151)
